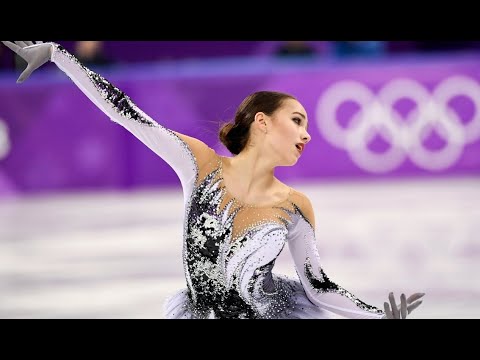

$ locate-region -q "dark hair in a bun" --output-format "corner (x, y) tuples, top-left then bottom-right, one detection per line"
(219, 91), (296, 155)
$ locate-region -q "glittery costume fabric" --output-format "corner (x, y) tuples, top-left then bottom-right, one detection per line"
(50, 44), (385, 319)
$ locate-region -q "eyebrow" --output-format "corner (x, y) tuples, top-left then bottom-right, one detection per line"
(293, 112), (308, 128)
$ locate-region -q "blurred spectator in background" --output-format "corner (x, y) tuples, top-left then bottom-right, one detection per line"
(413, 41), (480, 53)
(274, 41), (317, 58)
(0, 46), (4, 67)
(384, 41), (417, 54)
(333, 41), (386, 59)
(74, 41), (112, 68)
(0, 45), (8, 70)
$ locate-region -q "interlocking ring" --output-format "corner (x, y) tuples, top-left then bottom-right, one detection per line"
(315, 76), (480, 173)
(0, 118), (10, 161)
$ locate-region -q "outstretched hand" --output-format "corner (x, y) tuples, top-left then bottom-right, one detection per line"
(1, 41), (53, 83)
(383, 292), (425, 319)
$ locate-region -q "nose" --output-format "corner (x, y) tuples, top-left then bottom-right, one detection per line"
(302, 130), (311, 144)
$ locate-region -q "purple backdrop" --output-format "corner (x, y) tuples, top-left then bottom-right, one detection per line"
(1, 53), (479, 197)
(48, 41), (330, 63)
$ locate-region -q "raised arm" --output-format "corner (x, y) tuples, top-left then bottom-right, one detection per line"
(1, 41), (214, 200)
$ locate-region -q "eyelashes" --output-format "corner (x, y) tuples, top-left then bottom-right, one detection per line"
(293, 117), (309, 132)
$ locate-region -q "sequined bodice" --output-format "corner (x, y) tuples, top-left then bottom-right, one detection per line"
(183, 156), (299, 318)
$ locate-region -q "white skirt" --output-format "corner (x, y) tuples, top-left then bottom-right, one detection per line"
(163, 276), (343, 319)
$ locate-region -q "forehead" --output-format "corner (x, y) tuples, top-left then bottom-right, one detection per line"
(280, 98), (307, 117)
(278, 99), (308, 119)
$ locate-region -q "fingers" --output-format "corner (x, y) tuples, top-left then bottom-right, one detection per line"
(407, 300), (423, 314)
(17, 65), (33, 84)
(15, 41), (29, 48)
(383, 291), (425, 318)
(400, 293), (407, 319)
(407, 292), (425, 304)
(35, 41), (44, 44)
(2, 41), (21, 54)
(389, 292), (400, 319)
(384, 302), (393, 319)
(24, 41), (34, 46)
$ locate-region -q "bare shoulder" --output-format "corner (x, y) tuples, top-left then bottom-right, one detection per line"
(173, 131), (216, 168)
(287, 187), (316, 228)
(173, 131), (213, 153)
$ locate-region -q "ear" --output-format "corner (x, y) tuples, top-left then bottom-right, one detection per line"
(254, 112), (268, 132)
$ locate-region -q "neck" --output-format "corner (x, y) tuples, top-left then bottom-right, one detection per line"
(226, 147), (277, 194)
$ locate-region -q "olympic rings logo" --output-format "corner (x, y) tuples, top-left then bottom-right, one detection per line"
(0, 118), (11, 161)
(315, 76), (480, 173)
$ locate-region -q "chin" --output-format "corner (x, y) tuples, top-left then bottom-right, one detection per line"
(281, 157), (299, 167)
(275, 151), (300, 167)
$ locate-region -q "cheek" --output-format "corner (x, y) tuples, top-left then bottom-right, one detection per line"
(275, 122), (295, 138)
(269, 129), (294, 153)
(270, 130), (290, 146)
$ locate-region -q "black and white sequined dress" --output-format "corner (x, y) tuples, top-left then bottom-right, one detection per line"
(49, 44), (385, 319)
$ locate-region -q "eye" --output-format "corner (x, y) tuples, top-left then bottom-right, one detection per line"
(292, 117), (302, 125)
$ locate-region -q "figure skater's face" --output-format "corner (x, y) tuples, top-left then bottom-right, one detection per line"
(264, 98), (311, 166)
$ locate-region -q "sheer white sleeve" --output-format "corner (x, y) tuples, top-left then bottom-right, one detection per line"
(49, 43), (199, 198)
(287, 207), (385, 319)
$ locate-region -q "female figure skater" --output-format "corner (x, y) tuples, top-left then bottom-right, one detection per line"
(2, 41), (424, 319)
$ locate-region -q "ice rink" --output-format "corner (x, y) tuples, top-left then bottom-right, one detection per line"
(1, 177), (478, 319)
